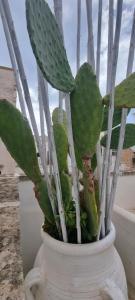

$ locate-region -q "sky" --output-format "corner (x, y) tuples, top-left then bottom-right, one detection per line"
(0, 0), (135, 131)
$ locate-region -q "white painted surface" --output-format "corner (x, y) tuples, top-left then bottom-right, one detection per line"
(115, 174), (135, 209)
(112, 174), (135, 291)
(18, 179), (43, 276)
(25, 225), (128, 300)
(113, 206), (135, 291)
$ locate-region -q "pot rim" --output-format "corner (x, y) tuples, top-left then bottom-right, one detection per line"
(41, 223), (115, 256)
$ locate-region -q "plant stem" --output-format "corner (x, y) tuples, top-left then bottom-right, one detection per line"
(0, 1), (26, 117)
(98, 0), (123, 240)
(106, 8), (135, 232)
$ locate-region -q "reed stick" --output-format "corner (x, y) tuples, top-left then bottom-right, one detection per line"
(95, 0), (103, 197)
(104, 0), (114, 231)
(1, 0), (46, 174)
(53, 0), (64, 123)
(65, 94), (81, 243)
(77, 0), (81, 71)
(53, 0), (81, 243)
(96, 0), (102, 84)
(106, 9), (135, 232)
(38, 69), (68, 242)
(37, 67), (62, 236)
(0, 1), (26, 117)
(106, 0), (114, 94)
(98, 0), (123, 240)
(86, 0), (95, 71)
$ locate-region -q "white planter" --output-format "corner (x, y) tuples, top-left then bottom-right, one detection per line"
(18, 176), (43, 275)
(113, 204), (135, 291)
(25, 225), (128, 300)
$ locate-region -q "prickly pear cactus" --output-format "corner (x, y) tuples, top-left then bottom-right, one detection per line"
(70, 63), (103, 169)
(35, 179), (55, 225)
(0, 99), (41, 184)
(103, 72), (135, 108)
(26, 0), (75, 92)
(53, 122), (68, 172)
(0, 99), (55, 225)
(52, 107), (67, 132)
(60, 172), (72, 207)
(82, 157), (99, 238)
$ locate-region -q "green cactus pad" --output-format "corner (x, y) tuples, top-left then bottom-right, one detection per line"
(82, 163), (99, 237)
(53, 122), (68, 172)
(52, 107), (67, 132)
(36, 179), (55, 224)
(0, 100), (41, 184)
(91, 153), (97, 171)
(101, 123), (135, 149)
(103, 73), (135, 108)
(70, 63), (103, 163)
(102, 107), (122, 131)
(26, 0), (75, 92)
(60, 172), (72, 208)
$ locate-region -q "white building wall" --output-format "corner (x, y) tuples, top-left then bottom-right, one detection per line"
(0, 66), (17, 175)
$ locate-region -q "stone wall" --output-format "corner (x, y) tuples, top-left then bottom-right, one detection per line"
(0, 175), (24, 300)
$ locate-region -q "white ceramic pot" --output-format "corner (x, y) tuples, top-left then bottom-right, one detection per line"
(25, 224), (128, 300)
(18, 177), (43, 275)
(113, 204), (135, 291)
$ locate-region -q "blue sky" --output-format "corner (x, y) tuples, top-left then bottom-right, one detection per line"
(0, 0), (135, 129)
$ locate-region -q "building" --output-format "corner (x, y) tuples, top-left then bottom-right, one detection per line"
(0, 66), (17, 175)
(111, 147), (135, 174)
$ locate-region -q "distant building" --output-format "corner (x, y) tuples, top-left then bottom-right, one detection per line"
(111, 147), (135, 174)
(0, 66), (17, 175)
(120, 147), (135, 172)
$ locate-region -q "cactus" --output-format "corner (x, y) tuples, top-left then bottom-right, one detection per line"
(101, 123), (135, 149)
(70, 63), (103, 169)
(34, 179), (55, 225)
(52, 107), (67, 132)
(0, 99), (55, 225)
(102, 107), (122, 132)
(82, 157), (99, 238)
(0, 99), (41, 184)
(60, 172), (72, 207)
(103, 72), (135, 108)
(53, 121), (68, 173)
(26, 0), (75, 92)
